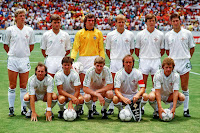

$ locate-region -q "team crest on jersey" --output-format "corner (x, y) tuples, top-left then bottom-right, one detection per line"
(125, 39), (129, 43)
(154, 37), (158, 42)
(25, 34), (29, 39)
(132, 79), (136, 84)
(93, 36), (97, 40)
(170, 82), (173, 86)
(60, 39), (64, 43)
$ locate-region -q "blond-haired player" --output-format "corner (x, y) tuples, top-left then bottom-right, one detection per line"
(4, 9), (35, 116)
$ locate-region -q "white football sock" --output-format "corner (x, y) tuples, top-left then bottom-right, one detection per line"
(102, 97), (112, 110)
(20, 88), (27, 111)
(183, 90), (189, 111)
(8, 88), (16, 108)
(114, 102), (123, 112)
(85, 100), (93, 110)
(58, 101), (67, 111)
(74, 104), (83, 111)
(149, 100), (158, 111)
(51, 100), (57, 109)
(108, 102), (114, 109)
(176, 100), (183, 108)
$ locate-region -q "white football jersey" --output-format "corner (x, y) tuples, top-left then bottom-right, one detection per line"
(27, 74), (54, 96)
(114, 68), (145, 96)
(105, 29), (135, 60)
(135, 28), (164, 59)
(4, 25), (35, 58)
(55, 69), (81, 95)
(40, 29), (71, 57)
(83, 66), (113, 90)
(165, 28), (195, 59)
(153, 69), (180, 97)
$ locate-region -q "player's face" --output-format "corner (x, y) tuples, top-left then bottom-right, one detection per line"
(62, 63), (72, 73)
(15, 13), (25, 24)
(95, 63), (104, 74)
(171, 17), (181, 29)
(36, 66), (46, 81)
(146, 18), (156, 29)
(116, 19), (125, 30)
(123, 57), (134, 72)
(163, 64), (173, 77)
(51, 20), (61, 30)
(85, 17), (95, 30)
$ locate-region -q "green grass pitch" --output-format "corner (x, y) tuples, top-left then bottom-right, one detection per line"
(0, 43), (199, 133)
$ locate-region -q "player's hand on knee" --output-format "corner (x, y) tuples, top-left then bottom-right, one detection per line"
(97, 94), (105, 106)
(92, 96), (98, 102)
(31, 112), (39, 122)
(46, 111), (52, 121)
(72, 97), (79, 105)
(122, 97), (131, 105)
(158, 107), (165, 119)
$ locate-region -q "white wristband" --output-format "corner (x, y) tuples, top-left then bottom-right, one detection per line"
(46, 107), (51, 111)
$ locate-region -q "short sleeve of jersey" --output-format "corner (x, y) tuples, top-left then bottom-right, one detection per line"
(130, 32), (135, 49)
(188, 31), (196, 48)
(40, 33), (47, 50)
(72, 71), (81, 86)
(153, 72), (162, 89)
(4, 27), (11, 45)
(137, 70), (145, 88)
(65, 32), (72, 51)
(27, 77), (36, 95)
(173, 73), (180, 91)
(105, 67), (113, 85)
(105, 33), (111, 50)
(29, 29), (35, 45)
(114, 71), (122, 88)
(46, 76), (54, 93)
(54, 72), (64, 86)
(135, 32), (141, 49)
(83, 70), (92, 87)
(160, 32), (165, 49)
(164, 33), (169, 50)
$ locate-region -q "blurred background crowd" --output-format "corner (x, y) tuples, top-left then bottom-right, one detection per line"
(0, 0), (200, 31)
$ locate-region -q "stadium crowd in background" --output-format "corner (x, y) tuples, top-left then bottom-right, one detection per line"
(0, 0), (200, 31)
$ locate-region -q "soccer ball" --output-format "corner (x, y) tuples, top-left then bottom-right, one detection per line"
(161, 109), (173, 122)
(72, 62), (84, 74)
(119, 108), (132, 122)
(63, 109), (77, 121)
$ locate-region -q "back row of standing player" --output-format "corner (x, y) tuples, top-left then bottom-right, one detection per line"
(4, 9), (195, 120)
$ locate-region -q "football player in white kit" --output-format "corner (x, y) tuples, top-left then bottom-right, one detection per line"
(105, 14), (135, 115)
(135, 13), (165, 114)
(3, 9), (35, 116)
(83, 57), (113, 119)
(23, 63), (58, 121)
(165, 13), (195, 117)
(54, 56), (84, 119)
(148, 57), (185, 119)
(113, 55), (148, 119)
(40, 14), (71, 78)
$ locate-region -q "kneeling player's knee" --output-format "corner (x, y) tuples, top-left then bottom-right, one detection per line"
(142, 93), (149, 101)
(106, 90), (113, 99)
(23, 93), (30, 101)
(52, 92), (58, 100)
(83, 94), (91, 102)
(58, 95), (66, 104)
(113, 96), (119, 104)
(78, 95), (84, 104)
(179, 93), (185, 101)
(148, 92), (155, 101)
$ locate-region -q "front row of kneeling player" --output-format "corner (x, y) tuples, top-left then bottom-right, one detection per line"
(23, 55), (185, 122)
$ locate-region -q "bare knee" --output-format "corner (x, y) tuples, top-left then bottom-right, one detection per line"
(23, 93), (30, 101)
(178, 92), (185, 101)
(148, 92), (155, 101)
(142, 93), (149, 101)
(20, 83), (27, 89)
(181, 85), (188, 91)
(78, 95), (84, 104)
(52, 92), (58, 100)
(113, 96), (119, 104)
(106, 90), (113, 99)
(9, 83), (16, 89)
(84, 94), (91, 102)
(58, 95), (66, 104)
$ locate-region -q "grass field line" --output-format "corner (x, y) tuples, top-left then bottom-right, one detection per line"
(190, 71), (200, 76)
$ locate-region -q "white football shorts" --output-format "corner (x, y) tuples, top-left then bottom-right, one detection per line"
(77, 56), (98, 74)
(139, 58), (161, 75)
(110, 59), (123, 73)
(45, 56), (63, 74)
(7, 56), (31, 73)
(174, 59), (191, 75)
